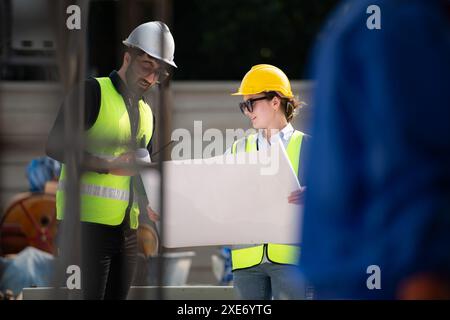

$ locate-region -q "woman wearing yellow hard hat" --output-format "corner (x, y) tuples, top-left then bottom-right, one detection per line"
(229, 64), (309, 299)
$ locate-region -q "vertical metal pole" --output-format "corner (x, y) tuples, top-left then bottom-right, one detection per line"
(156, 0), (173, 301)
(116, 0), (173, 300)
(50, 0), (89, 299)
(0, 1), (3, 215)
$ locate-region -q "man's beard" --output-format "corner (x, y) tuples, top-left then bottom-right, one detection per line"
(125, 66), (149, 97)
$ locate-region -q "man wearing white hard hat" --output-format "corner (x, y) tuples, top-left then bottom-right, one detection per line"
(46, 21), (176, 299)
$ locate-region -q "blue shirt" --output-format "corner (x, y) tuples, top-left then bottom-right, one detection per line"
(301, 0), (450, 299)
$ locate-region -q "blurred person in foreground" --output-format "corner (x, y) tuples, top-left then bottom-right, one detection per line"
(300, 0), (450, 299)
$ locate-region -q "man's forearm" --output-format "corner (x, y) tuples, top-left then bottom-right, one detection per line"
(83, 152), (112, 174)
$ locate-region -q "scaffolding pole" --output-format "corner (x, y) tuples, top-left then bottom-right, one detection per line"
(50, 0), (90, 299)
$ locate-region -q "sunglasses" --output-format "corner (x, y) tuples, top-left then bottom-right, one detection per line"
(130, 51), (171, 83)
(239, 96), (269, 114)
(139, 61), (170, 82)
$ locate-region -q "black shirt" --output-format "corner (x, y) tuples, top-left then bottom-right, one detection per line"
(46, 71), (155, 162)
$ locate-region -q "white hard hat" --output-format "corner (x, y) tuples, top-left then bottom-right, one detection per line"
(122, 21), (177, 68)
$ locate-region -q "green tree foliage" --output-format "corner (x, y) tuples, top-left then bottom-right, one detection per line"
(172, 0), (338, 80)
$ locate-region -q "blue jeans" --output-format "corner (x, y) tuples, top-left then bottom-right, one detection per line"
(233, 263), (306, 300)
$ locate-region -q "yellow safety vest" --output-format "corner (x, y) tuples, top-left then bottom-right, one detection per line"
(56, 77), (153, 229)
(231, 130), (304, 270)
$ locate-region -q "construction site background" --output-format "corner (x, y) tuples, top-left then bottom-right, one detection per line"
(0, 0), (333, 286)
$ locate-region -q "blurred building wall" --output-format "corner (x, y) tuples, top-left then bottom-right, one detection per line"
(0, 82), (63, 209)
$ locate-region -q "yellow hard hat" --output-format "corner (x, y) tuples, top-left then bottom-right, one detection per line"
(232, 64), (293, 98)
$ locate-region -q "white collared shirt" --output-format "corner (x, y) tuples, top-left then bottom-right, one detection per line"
(256, 123), (294, 151)
(224, 123), (294, 155)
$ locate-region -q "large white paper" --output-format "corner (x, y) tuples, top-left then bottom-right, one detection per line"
(141, 141), (303, 248)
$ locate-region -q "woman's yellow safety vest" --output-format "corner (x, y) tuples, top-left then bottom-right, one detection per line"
(56, 77), (153, 229)
(231, 130), (304, 270)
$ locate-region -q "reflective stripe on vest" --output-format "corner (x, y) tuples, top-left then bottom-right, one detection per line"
(231, 130), (304, 270)
(58, 181), (131, 201)
(56, 77), (153, 229)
